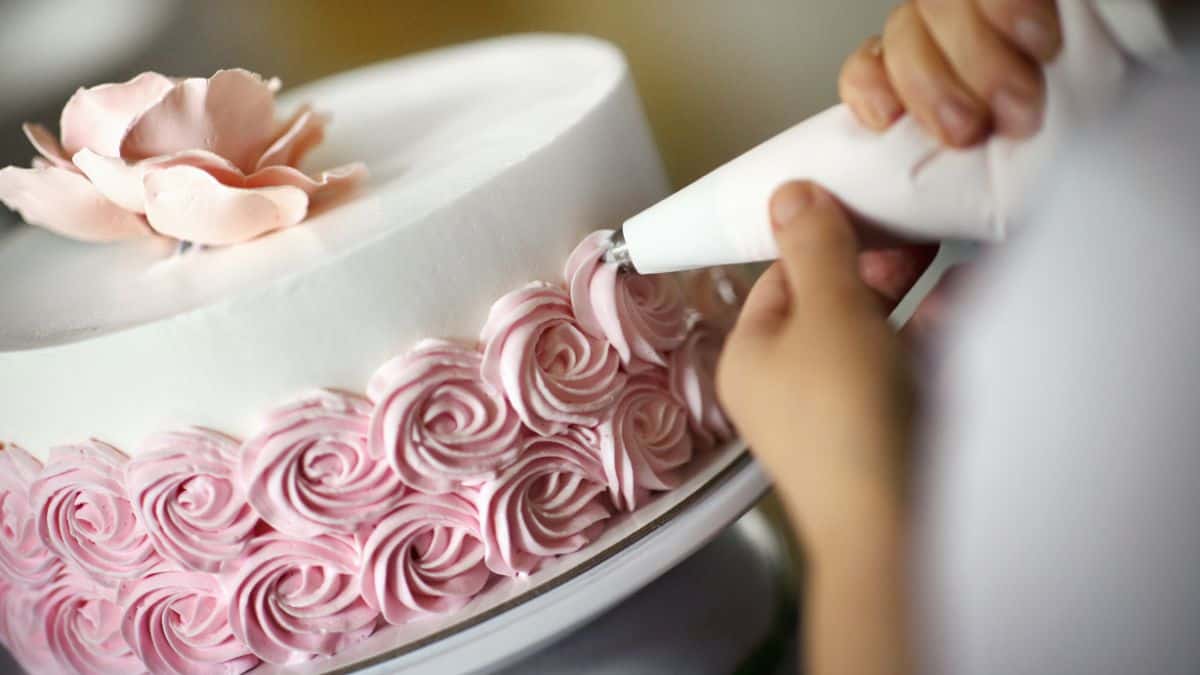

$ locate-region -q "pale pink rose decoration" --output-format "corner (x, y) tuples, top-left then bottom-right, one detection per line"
(0, 69), (365, 244)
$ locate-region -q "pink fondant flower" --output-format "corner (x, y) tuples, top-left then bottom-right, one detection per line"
(226, 534), (378, 665)
(598, 376), (694, 511)
(31, 441), (162, 586)
(476, 428), (612, 576)
(565, 230), (689, 370)
(118, 570), (259, 675)
(0, 582), (64, 675)
(668, 320), (736, 449)
(359, 492), (491, 625)
(41, 572), (146, 675)
(0, 443), (63, 588)
(0, 69), (364, 244)
(481, 282), (627, 436)
(126, 429), (258, 573)
(368, 339), (523, 494)
(240, 391), (406, 538)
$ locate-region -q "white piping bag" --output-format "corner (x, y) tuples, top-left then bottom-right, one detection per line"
(611, 0), (1134, 274)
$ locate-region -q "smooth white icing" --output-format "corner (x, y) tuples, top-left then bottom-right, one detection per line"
(0, 35), (668, 456)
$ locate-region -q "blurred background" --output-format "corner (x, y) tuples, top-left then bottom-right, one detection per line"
(0, 0), (893, 189)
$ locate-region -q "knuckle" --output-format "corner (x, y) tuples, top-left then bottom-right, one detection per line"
(883, 3), (916, 37)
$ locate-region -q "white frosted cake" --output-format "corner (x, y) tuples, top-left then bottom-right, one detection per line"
(0, 36), (739, 673)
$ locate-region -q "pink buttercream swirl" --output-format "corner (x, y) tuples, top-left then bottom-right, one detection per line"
(477, 428), (612, 576)
(368, 339), (523, 494)
(42, 572), (146, 675)
(0, 69), (364, 244)
(360, 492), (491, 625)
(118, 570), (259, 675)
(226, 534), (378, 665)
(481, 282), (627, 436)
(566, 230), (690, 369)
(0, 444), (63, 588)
(669, 320), (736, 449)
(599, 376), (695, 511)
(126, 429), (258, 573)
(31, 441), (162, 586)
(240, 391), (407, 538)
(0, 582), (63, 674)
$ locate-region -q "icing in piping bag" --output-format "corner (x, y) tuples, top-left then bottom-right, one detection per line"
(610, 0), (1155, 275)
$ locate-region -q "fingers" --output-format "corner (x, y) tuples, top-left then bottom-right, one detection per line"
(977, 0), (1062, 62)
(839, 36), (903, 131)
(916, 0), (1047, 136)
(858, 244), (940, 311)
(731, 262), (791, 341)
(882, 4), (988, 147)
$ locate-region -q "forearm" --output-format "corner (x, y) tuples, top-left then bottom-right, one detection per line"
(786, 473), (910, 675)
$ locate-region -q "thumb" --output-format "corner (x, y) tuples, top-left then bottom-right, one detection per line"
(769, 180), (875, 319)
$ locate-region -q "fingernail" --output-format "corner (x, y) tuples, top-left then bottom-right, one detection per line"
(992, 88), (1042, 137)
(936, 98), (979, 145)
(770, 182), (824, 231)
(1014, 15), (1056, 60)
(868, 91), (902, 126)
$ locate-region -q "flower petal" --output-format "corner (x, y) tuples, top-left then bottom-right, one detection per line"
(59, 72), (175, 157)
(255, 105), (328, 170)
(245, 162), (367, 203)
(0, 166), (150, 241)
(143, 165), (308, 245)
(22, 123), (75, 170)
(73, 148), (242, 213)
(120, 69), (279, 173)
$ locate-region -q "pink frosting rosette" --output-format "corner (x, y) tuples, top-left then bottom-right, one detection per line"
(0, 443), (63, 588)
(41, 572), (146, 675)
(565, 230), (690, 369)
(31, 441), (162, 586)
(0, 69), (364, 244)
(240, 391), (406, 538)
(368, 339), (523, 494)
(669, 320), (736, 449)
(226, 534), (378, 665)
(126, 429), (258, 572)
(0, 582), (63, 674)
(118, 570), (259, 675)
(360, 492), (491, 625)
(477, 428), (612, 576)
(599, 376), (695, 511)
(481, 282), (627, 436)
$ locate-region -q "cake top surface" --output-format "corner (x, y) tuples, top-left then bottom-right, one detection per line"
(0, 35), (626, 351)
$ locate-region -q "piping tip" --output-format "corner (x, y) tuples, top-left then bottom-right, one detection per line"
(602, 229), (633, 270)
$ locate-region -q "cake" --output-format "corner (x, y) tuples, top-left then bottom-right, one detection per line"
(0, 36), (739, 673)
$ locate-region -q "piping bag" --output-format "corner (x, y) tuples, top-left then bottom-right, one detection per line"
(607, 0), (1137, 275)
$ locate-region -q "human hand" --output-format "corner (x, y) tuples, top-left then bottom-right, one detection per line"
(839, 0), (1062, 146)
(717, 181), (913, 552)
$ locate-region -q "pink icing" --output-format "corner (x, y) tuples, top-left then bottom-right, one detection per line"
(42, 572), (146, 675)
(477, 428), (612, 576)
(0, 582), (63, 674)
(0, 444), (63, 588)
(118, 570), (259, 675)
(0, 69), (364, 245)
(0, 231), (743, 669)
(126, 429), (258, 572)
(226, 534), (378, 665)
(668, 320), (736, 449)
(566, 229), (690, 369)
(599, 376), (695, 511)
(481, 282), (627, 436)
(360, 492), (491, 625)
(31, 441), (162, 586)
(240, 391), (407, 538)
(368, 339), (523, 494)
